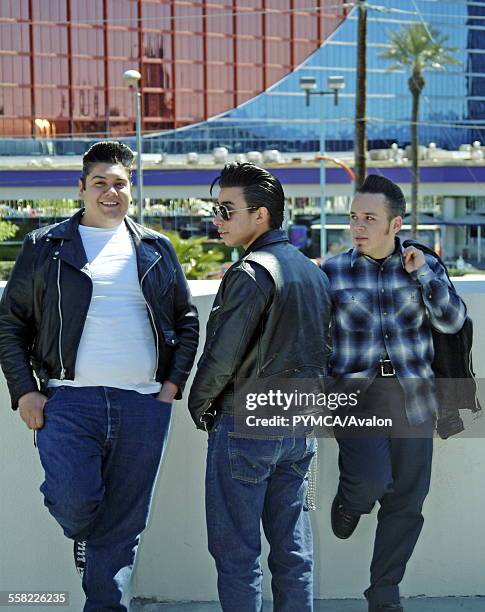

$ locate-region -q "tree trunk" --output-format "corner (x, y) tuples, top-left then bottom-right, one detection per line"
(354, 1), (367, 190)
(409, 71), (424, 239)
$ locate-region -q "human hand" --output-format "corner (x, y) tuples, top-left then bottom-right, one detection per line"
(403, 246), (426, 274)
(18, 391), (48, 430)
(154, 380), (178, 404)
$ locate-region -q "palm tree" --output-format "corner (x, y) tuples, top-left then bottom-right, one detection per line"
(380, 23), (459, 237)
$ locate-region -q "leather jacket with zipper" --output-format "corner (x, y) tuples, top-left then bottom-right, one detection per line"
(188, 229), (332, 429)
(0, 210), (199, 409)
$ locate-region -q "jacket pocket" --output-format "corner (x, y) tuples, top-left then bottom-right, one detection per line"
(162, 328), (180, 347)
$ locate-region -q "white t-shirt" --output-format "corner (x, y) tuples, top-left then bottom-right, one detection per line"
(49, 222), (161, 394)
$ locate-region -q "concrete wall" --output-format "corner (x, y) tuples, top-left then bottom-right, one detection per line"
(1, 279), (484, 611)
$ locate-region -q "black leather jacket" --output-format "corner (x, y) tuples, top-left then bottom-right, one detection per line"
(188, 229), (332, 429)
(0, 210), (199, 409)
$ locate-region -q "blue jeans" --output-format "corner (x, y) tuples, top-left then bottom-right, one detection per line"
(36, 386), (172, 612)
(206, 415), (317, 612)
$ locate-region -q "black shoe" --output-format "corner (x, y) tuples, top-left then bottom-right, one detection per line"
(369, 605), (404, 612)
(331, 494), (360, 539)
(73, 539), (86, 578)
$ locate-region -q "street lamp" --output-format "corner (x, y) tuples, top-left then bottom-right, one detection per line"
(123, 69), (144, 225)
(300, 75), (345, 259)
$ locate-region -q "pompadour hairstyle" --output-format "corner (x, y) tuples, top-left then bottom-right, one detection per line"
(357, 174), (407, 219)
(81, 141), (135, 187)
(210, 162), (285, 229)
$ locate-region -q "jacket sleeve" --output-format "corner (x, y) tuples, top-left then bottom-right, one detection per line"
(411, 256), (467, 334)
(164, 241), (199, 398)
(0, 235), (39, 409)
(188, 265), (272, 429)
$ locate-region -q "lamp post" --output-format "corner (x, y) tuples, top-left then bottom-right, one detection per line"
(123, 69), (144, 225)
(300, 75), (345, 259)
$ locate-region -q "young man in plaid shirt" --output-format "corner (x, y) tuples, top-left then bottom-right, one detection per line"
(322, 174), (466, 612)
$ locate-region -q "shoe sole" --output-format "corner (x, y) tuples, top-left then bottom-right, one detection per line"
(73, 540), (86, 579)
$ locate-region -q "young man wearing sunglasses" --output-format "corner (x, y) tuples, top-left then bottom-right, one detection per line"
(188, 162), (332, 611)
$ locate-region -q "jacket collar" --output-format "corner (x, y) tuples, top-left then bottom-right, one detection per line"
(244, 229), (288, 256)
(47, 209), (84, 241)
(350, 236), (405, 268)
(48, 209), (160, 277)
(47, 209), (158, 242)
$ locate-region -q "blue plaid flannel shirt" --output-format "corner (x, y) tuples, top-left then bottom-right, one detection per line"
(322, 238), (467, 425)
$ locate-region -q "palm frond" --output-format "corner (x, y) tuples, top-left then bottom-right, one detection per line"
(379, 23), (459, 73)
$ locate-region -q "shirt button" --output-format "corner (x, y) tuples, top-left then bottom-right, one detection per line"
(383, 312), (388, 316)
(428, 294), (432, 299)
(381, 289), (385, 293)
(384, 334), (389, 339)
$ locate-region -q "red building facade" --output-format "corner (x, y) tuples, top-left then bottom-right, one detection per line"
(0, 0), (346, 139)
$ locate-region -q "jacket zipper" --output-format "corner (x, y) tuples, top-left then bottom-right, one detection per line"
(140, 255), (162, 379)
(56, 242), (66, 380)
(56, 241), (92, 381)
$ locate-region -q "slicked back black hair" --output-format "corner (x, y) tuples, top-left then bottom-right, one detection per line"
(81, 141), (135, 187)
(357, 174), (406, 219)
(210, 162), (284, 229)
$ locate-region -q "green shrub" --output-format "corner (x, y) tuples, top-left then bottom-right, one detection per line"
(157, 230), (224, 279)
(0, 220), (18, 242)
(0, 261), (15, 281)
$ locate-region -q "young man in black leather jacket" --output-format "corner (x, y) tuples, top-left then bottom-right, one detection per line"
(0, 141), (198, 611)
(189, 162), (332, 612)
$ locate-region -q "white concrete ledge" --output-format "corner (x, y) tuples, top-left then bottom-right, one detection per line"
(1, 281), (485, 611)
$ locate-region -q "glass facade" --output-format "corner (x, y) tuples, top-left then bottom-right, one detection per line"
(1, 0), (484, 155)
(147, 0), (485, 153)
(0, 0), (345, 139)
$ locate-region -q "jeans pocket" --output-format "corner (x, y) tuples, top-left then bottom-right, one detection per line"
(44, 386), (66, 410)
(228, 433), (282, 484)
(207, 412), (223, 435)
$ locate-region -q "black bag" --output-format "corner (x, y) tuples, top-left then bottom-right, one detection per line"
(402, 240), (482, 439)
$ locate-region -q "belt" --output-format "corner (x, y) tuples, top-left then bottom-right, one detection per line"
(377, 359), (396, 377)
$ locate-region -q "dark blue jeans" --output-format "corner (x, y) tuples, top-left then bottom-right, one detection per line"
(36, 386), (172, 612)
(206, 415), (317, 612)
(335, 379), (433, 607)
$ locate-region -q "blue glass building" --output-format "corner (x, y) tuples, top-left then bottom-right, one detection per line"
(144, 0), (485, 154)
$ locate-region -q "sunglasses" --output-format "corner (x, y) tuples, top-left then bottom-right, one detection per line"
(212, 204), (258, 221)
